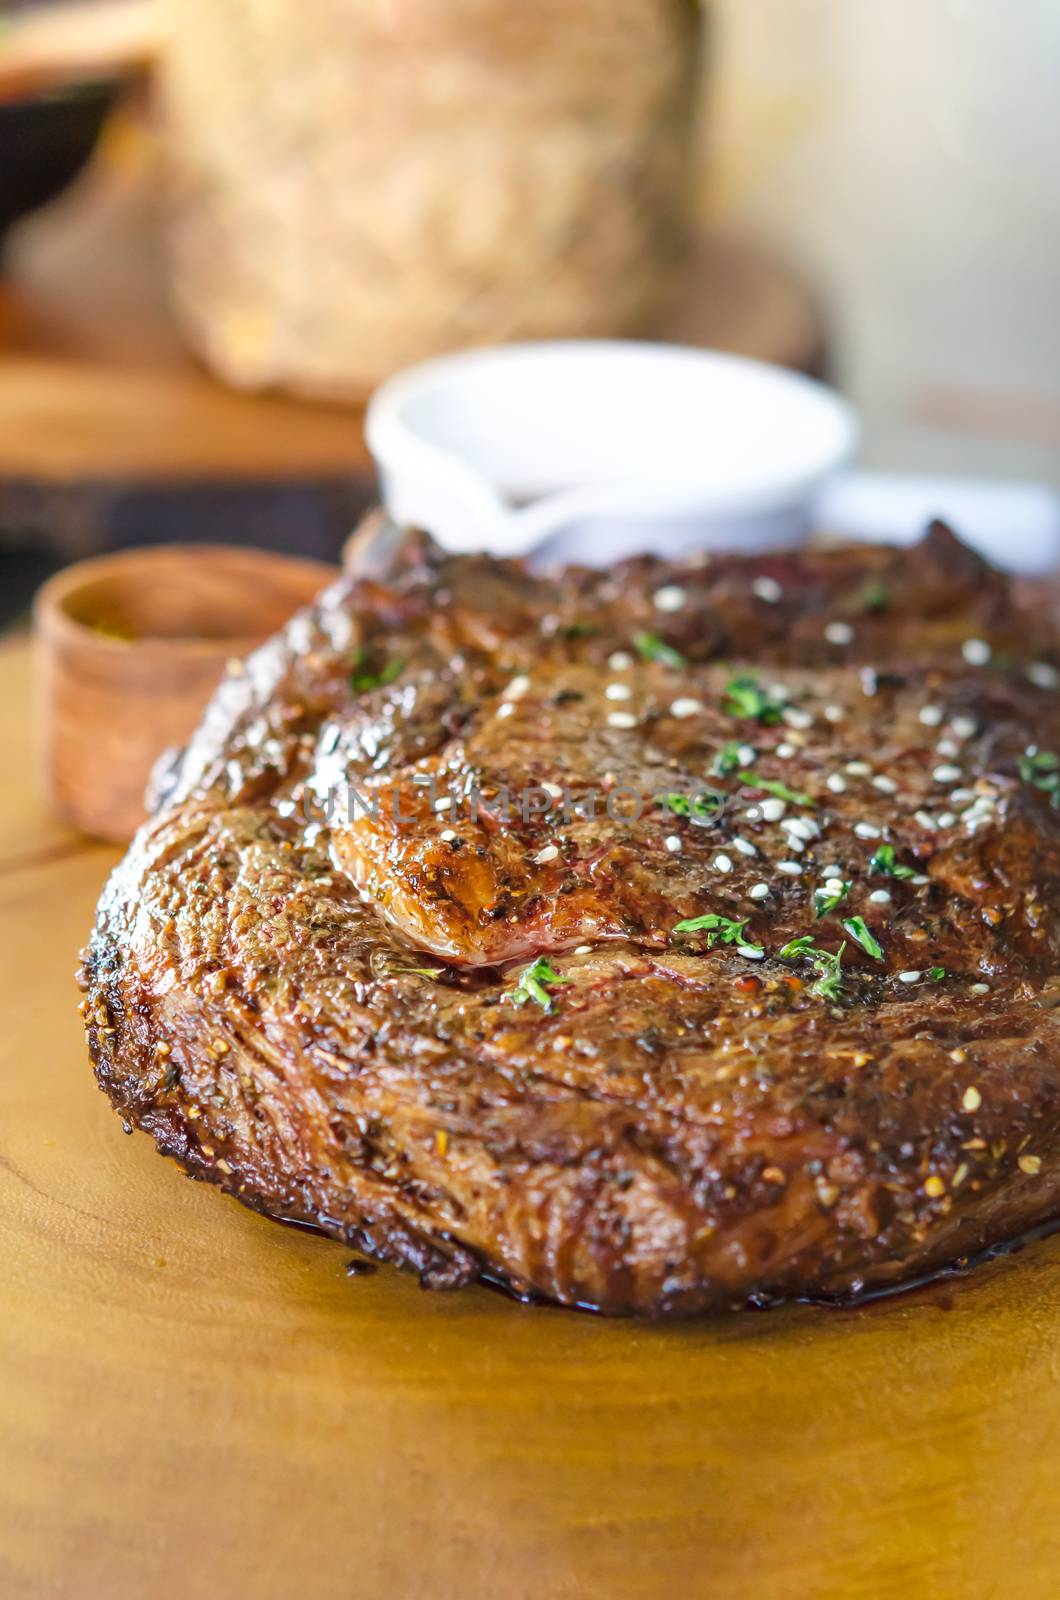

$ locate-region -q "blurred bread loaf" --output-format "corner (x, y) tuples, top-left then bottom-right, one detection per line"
(161, 0), (702, 396)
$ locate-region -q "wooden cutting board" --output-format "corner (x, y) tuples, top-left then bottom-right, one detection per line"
(2, 633), (1059, 1599)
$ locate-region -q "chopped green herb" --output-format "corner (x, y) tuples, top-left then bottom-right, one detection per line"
(672, 913), (754, 949)
(634, 630), (686, 669)
(351, 647), (406, 693)
(659, 790), (724, 820)
(813, 879), (851, 919)
(722, 674), (784, 725)
(809, 945), (846, 1000)
(868, 844), (917, 880)
(738, 771), (815, 807)
(860, 580), (891, 614)
(511, 958), (573, 1012)
(928, 966), (947, 982)
(712, 741), (748, 777)
(1019, 748), (1060, 798)
(780, 936), (846, 1001)
(842, 916), (885, 961)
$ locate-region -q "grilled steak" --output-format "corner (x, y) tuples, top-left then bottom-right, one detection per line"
(80, 520), (1060, 1314)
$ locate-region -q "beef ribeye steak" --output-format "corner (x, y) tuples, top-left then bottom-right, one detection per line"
(80, 523), (1060, 1314)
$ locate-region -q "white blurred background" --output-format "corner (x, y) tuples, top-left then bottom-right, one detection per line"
(709, 0), (1060, 486)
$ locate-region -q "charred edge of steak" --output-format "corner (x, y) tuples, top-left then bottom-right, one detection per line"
(84, 960), (487, 1297)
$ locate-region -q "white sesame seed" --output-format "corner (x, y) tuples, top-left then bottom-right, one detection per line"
(936, 738), (959, 759)
(936, 811), (957, 828)
(962, 637), (991, 666)
(714, 853), (733, 873)
(951, 715), (978, 739)
(785, 816), (819, 842)
(845, 760), (871, 776)
(440, 829), (457, 842)
(860, 667), (879, 697)
(785, 836), (807, 854)
(505, 674), (531, 700)
(744, 806), (762, 822)
(871, 774), (898, 794)
(854, 821), (882, 839)
(607, 711), (638, 730)
(776, 742), (796, 760)
(898, 970), (922, 984)
(824, 877), (846, 893)
(731, 836), (757, 857)
(760, 798), (787, 822)
(914, 810), (937, 829)
(574, 945), (593, 955)
(1028, 662), (1059, 689)
(950, 788), (974, 804)
(605, 682), (632, 701)
(749, 882), (770, 900)
(869, 889), (892, 905)
(653, 585), (686, 612)
(670, 696), (702, 719)
(826, 773), (847, 794)
(497, 701), (515, 719)
(608, 651), (633, 671)
(919, 705), (944, 727)
(737, 945), (765, 960)
(737, 743), (756, 766)
(767, 683), (790, 702)
(818, 866), (842, 879)
(541, 781), (563, 800)
(962, 1086), (982, 1112)
(911, 874), (931, 885)
(752, 576), (783, 603)
(664, 835), (683, 854)
(933, 764), (963, 784)
(823, 705), (845, 723)
(534, 843), (560, 864)
(825, 621), (854, 646)
(434, 797), (452, 812)
(776, 861), (803, 876)
(782, 707), (814, 730)
(970, 982), (990, 994)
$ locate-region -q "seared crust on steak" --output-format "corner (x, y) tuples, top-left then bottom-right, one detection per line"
(80, 523), (1060, 1314)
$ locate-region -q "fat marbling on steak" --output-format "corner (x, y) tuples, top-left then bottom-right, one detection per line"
(80, 521), (1060, 1314)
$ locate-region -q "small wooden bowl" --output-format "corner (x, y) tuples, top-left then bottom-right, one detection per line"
(33, 544), (337, 843)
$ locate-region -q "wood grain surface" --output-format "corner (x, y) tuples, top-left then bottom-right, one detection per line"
(2, 633), (1060, 1598)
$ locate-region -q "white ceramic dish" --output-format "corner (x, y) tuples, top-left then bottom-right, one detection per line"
(815, 470), (1060, 576)
(366, 341), (859, 565)
(366, 339), (1060, 574)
